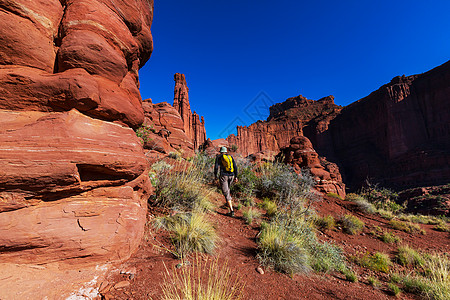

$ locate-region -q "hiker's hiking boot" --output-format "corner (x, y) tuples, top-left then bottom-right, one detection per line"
(228, 211), (235, 217)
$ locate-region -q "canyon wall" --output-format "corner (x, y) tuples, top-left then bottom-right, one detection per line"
(321, 60), (450, 189)
(227, 60), (450, 191)
(0, 0), (154, 266)
(227, 95), (342, 157)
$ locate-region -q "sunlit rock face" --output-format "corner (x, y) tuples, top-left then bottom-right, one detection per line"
(0, 0), (154, 264)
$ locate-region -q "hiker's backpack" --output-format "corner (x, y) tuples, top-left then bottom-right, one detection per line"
(221, 154), (234, 173)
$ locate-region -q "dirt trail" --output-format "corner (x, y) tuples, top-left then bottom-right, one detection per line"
(99, 191), (446, 299)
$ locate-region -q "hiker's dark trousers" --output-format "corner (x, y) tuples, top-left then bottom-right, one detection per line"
(219, 174), (234, 202)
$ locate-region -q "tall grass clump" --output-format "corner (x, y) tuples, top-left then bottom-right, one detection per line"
(313, 215), (336, 231)
(346, 193), (376, 214)
(260, 198), (277, 217)
(396, 245), (425, 268)
(151, 159), (213, 211)
(242, 207), (262, 225)
(257, 215), (345, 275)
(389, 219), (426, 235)
(161, 257), (245, 300)
(356, 252), (392, 273)
(381, 231), (402, 244)
(400, 252), (450, 300)
(339, 214), (364, 235)
(155, 212), (217, 259)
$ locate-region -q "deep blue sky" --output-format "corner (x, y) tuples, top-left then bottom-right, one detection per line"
(139, 1), (450, 140)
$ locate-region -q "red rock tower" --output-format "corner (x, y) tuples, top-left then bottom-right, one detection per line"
(173, 73), (206, 149)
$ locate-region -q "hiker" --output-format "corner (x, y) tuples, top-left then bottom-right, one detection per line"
(214, 146), (238, 216)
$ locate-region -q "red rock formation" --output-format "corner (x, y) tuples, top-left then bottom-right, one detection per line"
(142, 99), (194, 157)
(227, 95), (342, 157)
(173, 73), (207, 149)
(321, 60), (450, 189)
(0, 0), (153, 271)
(280, 137), (346, 197)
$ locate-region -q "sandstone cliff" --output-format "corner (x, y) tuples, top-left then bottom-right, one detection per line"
(321, 60), (450, 189)
(0, 0), (153, 268)
(173, 73), (207, 149)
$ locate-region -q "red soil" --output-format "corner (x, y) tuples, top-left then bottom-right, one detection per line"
(100, 192), (449, 299)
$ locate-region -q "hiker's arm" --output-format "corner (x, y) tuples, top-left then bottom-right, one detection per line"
(214, 156), (219, 179)
(233, 157), (238, 179)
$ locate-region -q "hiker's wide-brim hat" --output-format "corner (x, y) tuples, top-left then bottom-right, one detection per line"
(220, 146), (227, 153)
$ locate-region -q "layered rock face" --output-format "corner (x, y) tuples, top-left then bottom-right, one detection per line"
(321, 61), (450, 189)
(173, 73), (207, 149)
(280, 137), (345, 197)
(0, 0), (153, 266)
(142, 99), (195, 158)
(227, 95), (342, 156)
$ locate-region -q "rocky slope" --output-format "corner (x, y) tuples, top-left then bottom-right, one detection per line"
(0, 0), (153, 268)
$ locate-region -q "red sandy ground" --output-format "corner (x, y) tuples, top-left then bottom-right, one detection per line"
(100, 191), (450, 300)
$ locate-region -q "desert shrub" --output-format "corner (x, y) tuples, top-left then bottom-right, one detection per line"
(398, 214), (442, 225)
(256, 163), (320, 215)
(388, 283), (402, 297)
(257, 219), (311, 274)
(357, 252), (392, 273)
(231, 144), (238, 152)
(231, 158), (258, 200)
(260, 198), (277, 217)
(342, 268), (358, 282)
(377, 208), (395, 220)
(242, 208), (262, 225)
(397, 245), (425, 268)
(349, 195), (377, 214)
(389, 219), (426, 235)
(434, 221), (450, 232)
(339, 214), (364, 235)
(257, 215), (345, 275)
(400, 252), (450, 300)
(188, 152), (215, 182)
(155, 212), (217, 259)
(381, 231), (402, 244)
(136, 124), (154, 144)
(152, 160), (213, 211)
(313, 215), (336, 231)
(161, 257), (245, 300)
(368, 276), (381, 287)
(168, 151), (182, 160)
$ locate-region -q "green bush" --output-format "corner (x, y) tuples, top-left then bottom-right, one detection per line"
(381, 231), (402, 244)
(155, 212), (217, 259)
(260, 198), (277, 217)
(231, 159), (258, 200)
(389, 219), (426, 235)
(396, 245), (425, 268)
(368, 276), (381, 287)
(434, 221), (450, 232)
(388, 283), (402, 297)
(326, 192), (343, 200)
(357, 252), (392, 273)
(314, 215), (336, 231)
(136, 124), (154, 144)
(339, 214), (364, 235)
(342, 268), (358, 282)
